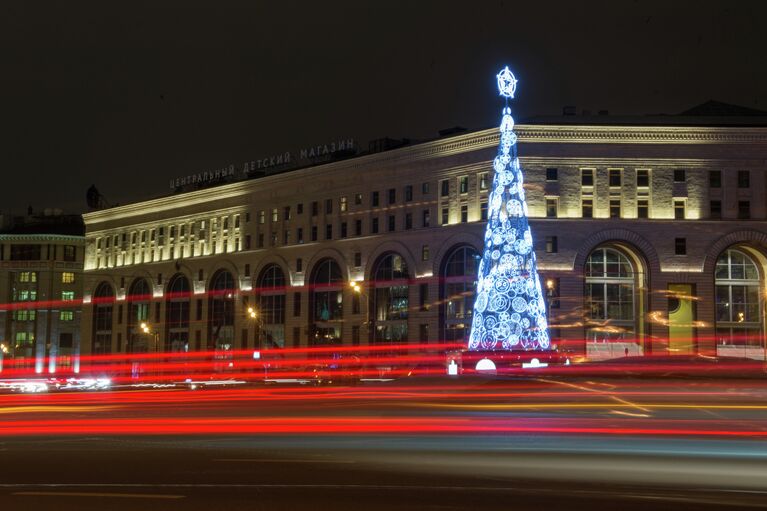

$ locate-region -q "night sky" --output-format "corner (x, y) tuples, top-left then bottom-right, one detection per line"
(1, 1), (764, 214)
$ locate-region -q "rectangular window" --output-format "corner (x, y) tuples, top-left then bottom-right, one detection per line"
(637, 199), (649, 219)
(245, 264), (251, 277)
(545, 236), (558, 253)
(387, 215), (395, 232)
(582, 199), (593, 218)
(738, 200), (751, 219)
(245, 234), (251, 250)
(270, 232), (277, 246)
(609, 169), (621, 187)
(710, 200), (722, 219)
(259, 210), (265, 224)
(325, 224), (333, 240)
(352, 293), (361, 314)
(284, 206), (291, 220)
(354, 193), (363, 205)
(341, 222), (348, 238)
(355, 219), (362, 236)
(388, 188), (396, 204)
(325, 198), (333, 214)
(459, 176), (469, 194)
(422, 209), (431, 227)
(311, 226), (318, 241)
(354, 252), (362, 267)
(480, 201), (488, 221)
(297, 203), (304, 215)
(371, 218), (379, 234)
(60, 310), (74, 321)
(371, 191), (379, 207)
(419, 283), (429, 311)
(311, 201), (319, 216)
(197, 300), (203, 321)
(709, 170), (722, 188)
(738, 170), (750, 188)
(405, 213), (412, 230)
(460, 204), (468, 223)
(479, 173), (489, 190)
(19, 271), (37, 283)
(61, 291), (75, 301)
(609, 199), (621, 218)
(293, 292), (301, 317)
(674, 199), (686, 220)
(405, 185), (413, 202)
(546, 168), (558, 181)
(296, 258), (303, 272)
(637, 169), (650, 187)
(675, 237), (687, 255)
(441, 207), (449, 225)
(581, 169), (594, 187)
(63, 245), (76, 262)
(421, 245), (430, 261)
(283, 230), (290, 245)
(340, 196), (348, 212)
(257, 233), (264, 248)
(297, 228), (303, 244)
(422, 182), (430, 195)
(674, 169), (686, 183)
(441, 179), (449, 197)
(546, 198), (558, 218)
(271, 208), (278, 222)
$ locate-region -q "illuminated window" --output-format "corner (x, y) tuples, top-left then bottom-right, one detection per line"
(271, 208), (278, 222)
(372, 253), (410, 344)
(546, 198), (558, 218)
(19, 271), (37, 283)
(13, 310), (36, 321)
(715, 249), (762, 347)
(674, 199), (686, 220)
(441, 245), (479, 342)
(340, 196), (347, 212)
(60, 311), (74, 321)
(422, 245), (429, 261)
(585, 248), (640, 342)
(479, 173), (489, 190)
(545, 236), (558, 254)
(459, 176), (469, 194)
(62, 272), (75, 284)
(61, 291), (75, 301)
(258, 210), (265, 224)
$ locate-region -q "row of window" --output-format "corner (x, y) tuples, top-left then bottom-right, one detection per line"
(0, 244), (77, 262)
(550, 168), (753, 189)
(544, 197), (755, 220)
(14, 271), (76, 284)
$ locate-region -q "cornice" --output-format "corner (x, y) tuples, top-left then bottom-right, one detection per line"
(83, 124), (767, 225)
(0, 234), (85, 243)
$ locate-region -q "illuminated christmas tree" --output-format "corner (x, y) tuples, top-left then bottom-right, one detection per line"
(468, 67), (550, 351)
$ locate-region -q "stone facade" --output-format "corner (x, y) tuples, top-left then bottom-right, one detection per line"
(80, 121), (767, 363)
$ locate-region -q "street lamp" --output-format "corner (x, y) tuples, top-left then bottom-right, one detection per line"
(140, 322), (161, 376)
(247, 306), (267, 379)
(349, 280), (370, 339)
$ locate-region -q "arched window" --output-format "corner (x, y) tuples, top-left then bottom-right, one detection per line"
(92, 282), (114, 355)
(584, 247), (640, 344)
(441, 246), (479, 342)
(166, 274), (190, 352)
(209, 270), (236, 351)
(310, 258), (344, 346)
(372, 253), (410, 343)
(715, 248), (763, 347)
(257, 264), (286, 348)
(127, 279), (151, 353)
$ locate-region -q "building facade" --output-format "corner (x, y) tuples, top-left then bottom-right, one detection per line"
(80, 114), (767, 362)
(0, 212), (85, 374)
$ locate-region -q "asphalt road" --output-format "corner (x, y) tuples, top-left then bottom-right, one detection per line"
(1, 375), (766, 509)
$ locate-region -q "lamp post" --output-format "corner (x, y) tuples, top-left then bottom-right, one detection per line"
(350, 281), (370, 341)
(247, 306), (267, 380)
(140, 322), (160, 378)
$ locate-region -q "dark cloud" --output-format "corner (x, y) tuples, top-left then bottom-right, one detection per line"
(1, 0), (764, 214)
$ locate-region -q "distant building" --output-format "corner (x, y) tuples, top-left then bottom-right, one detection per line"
(0, 209), (84, 374)
(80, 102), (767, 363)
